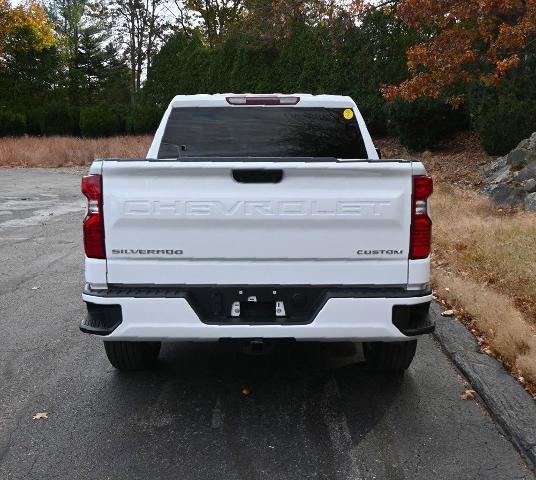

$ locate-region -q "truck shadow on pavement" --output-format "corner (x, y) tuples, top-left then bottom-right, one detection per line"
(103, 341), (409, 479)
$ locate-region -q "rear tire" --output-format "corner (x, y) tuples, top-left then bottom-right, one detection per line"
(363, 340), (417, 372)
(104, 341), (161, 371)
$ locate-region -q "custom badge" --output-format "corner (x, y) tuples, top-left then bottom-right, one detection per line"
(343, 108), (354, 120)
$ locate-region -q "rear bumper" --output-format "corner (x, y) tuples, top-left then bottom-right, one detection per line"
(81, 286), (433, 341)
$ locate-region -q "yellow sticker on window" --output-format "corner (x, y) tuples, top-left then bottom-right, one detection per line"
(343, 108), (354, 120)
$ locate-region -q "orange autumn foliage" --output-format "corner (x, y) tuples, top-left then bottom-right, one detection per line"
(382, 0), (536, 102)
(0, 0), (55, 63)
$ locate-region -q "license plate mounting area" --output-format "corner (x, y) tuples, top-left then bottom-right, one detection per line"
(187, 286), (326, 325)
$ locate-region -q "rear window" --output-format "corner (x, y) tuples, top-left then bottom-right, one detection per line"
(157, 107), (368, 160)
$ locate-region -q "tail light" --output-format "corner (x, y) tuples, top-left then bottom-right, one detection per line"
(81, 175), (105, 259)
(410, 175), (433, 259)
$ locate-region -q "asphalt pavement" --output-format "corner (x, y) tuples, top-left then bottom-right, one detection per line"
(0, 168), (533, 480)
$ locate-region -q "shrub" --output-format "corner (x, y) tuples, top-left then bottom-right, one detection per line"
(388, 98), (469, 151)
(25, 110), (42, 136)
(475, 94), (536, 156)
(357, 95), (389, 137)
(37, 103), (79, 136)
(0, 110), (26, 137)
(126, 104), (162, 134)
(80, 104), (122, 137)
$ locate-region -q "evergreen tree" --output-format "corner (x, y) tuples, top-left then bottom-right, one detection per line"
(75, 25), (106, 103)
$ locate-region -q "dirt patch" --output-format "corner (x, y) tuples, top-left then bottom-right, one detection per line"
(375, 131), (491, 188)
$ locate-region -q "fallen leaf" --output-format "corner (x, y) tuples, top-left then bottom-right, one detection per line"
(441, 309), (455, 317)
(459, 389), (476, 401)
(32, 412), (48, 420)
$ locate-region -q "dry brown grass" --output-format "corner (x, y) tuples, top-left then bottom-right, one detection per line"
(433, 271), (536, 390)
(0, 135), (152, 167)
(432, 180), (536, 324)
(417, 138), (536, 394)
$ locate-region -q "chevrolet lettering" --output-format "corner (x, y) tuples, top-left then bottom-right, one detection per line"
(123, 200), (392, 218)
(111, 249), (183, 255)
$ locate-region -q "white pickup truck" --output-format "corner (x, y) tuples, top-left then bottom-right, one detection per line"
(81, 94), (433, 371)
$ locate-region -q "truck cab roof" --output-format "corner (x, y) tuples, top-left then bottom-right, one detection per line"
(169, 94), (357, 109)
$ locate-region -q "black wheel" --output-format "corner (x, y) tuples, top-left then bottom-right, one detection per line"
(103, 341), (161, 370)
(363, 340), (417, 372)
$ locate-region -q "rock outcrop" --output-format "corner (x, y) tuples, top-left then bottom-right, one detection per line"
(483, 132), (536, 211)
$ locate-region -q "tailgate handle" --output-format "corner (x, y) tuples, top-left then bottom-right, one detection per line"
(232, 169), (283, 184)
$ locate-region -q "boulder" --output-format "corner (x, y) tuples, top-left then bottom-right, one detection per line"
(482, 132), (536, 210)
(516, 163), (536, 182)
(489, 184), (526, 207)
(525, 192), (536, 212)
(482, 164), (510, 194)
(507, 149), (530, 169)
(529, 132), (536, 151)
(517, 137), (530, 150)
(483, 156), (508, 179)
(522, 178), (536, 193)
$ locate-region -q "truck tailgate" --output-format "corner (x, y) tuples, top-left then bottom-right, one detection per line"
(101, 160), (413, 285)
